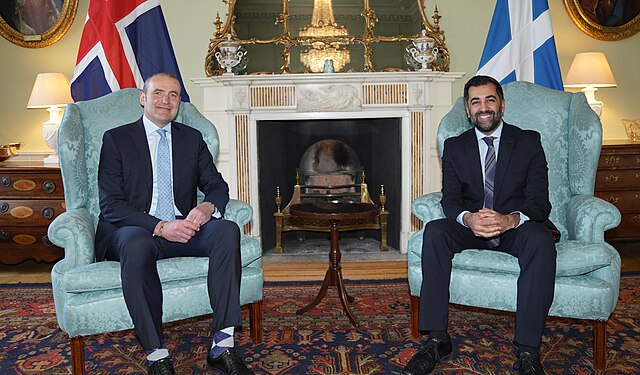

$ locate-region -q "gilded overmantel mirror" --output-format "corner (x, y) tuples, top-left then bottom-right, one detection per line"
(205, 0), (450, 76)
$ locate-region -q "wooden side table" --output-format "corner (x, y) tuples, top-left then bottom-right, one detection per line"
(595, 140), (640, 241)
(290, 202), (380, 327)
(0, 161), (65, 264)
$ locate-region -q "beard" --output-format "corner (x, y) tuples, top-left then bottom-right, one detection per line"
(470, 110), (503, 133)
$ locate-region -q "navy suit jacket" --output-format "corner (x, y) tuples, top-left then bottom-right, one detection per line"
(440, 122), (557, 233)
(95, 118), (230, 261)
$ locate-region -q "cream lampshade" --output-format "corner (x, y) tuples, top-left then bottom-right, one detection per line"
(564, 52), (616, 117)
(27, 73), (73, 164)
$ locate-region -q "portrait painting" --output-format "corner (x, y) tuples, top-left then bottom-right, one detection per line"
(564, 0), (640, 40)
(0, 0), (78, 48)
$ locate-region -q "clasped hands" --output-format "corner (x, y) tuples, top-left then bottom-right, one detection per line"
(463, 208), (519, 239)
(154, 202), (216, 243)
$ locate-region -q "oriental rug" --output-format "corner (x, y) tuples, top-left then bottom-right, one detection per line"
(1, 275), (638, 374)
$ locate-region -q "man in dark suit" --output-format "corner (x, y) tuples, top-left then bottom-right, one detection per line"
(402, 75), (557, 375)
(96, 72), (254, 375)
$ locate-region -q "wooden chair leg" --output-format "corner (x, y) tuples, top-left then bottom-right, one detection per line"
(249, 300), (263, 344)
(70, 336), (85, 375)
(593, 320), (607, 370)
(410, 295), (420, 339)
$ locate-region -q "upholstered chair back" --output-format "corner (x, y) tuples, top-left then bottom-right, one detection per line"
(436, 81), (602, 240)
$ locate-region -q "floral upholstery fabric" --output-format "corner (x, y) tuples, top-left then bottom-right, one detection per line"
(408, 81), (621, 321)
(48, 88), (263, 337)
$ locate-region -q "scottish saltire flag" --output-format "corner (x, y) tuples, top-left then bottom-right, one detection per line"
(70, 0), (190, 102)
(477, 0), (563, 91)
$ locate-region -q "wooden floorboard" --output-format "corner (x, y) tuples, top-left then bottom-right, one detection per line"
(263, 260), (407, 282)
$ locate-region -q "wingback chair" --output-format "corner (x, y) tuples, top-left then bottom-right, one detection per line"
(407, 81), (621, 370)
(48, 88), (263, 374)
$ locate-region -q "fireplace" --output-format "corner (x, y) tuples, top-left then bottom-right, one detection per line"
(258, 119), (401, 251)
(194, 71), (463, 254)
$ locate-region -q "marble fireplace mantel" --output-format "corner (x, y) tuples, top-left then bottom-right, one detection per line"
(193, 71), (464, 253)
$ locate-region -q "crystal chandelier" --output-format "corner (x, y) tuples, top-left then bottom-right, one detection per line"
(299, 0), (350, 72)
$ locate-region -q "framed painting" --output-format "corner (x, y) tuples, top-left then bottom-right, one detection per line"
(0, 0), (78, 48)
(564, 0), (640, 41)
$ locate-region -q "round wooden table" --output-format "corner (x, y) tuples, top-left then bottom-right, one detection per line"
(289, 201), (380, 327)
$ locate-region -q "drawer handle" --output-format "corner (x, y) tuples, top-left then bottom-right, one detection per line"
(604, 156), (619, 166)
(606, 197), (619, 205)
(42, 235), (53, 246)
(634, 215), (640, 224)
(605, 175), (619, 184)
(42, 207), (55, 220)
(0, 202), (8, 213)
(635, 193), (640, 200)
(1, 177), (10, 187)
(43, 180), (57, 194)
(0, 230), (9, 240)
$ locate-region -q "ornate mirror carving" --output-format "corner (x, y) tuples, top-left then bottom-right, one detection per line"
(205, 0), (450, 75)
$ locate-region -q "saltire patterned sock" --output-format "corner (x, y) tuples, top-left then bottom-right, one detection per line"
(209, 326), (235, 359)
(146, 345), (170, 365)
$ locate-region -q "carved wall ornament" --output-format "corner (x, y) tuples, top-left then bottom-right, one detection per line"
(297, 84), (362, 112)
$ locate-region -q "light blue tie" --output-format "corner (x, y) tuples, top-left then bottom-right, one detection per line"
(482, 136), (499, 247)
(155, 129), (175, 221)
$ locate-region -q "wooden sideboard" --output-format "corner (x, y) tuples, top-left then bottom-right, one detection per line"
(595, 140), (640, 242)
(0, 161), (65, 264)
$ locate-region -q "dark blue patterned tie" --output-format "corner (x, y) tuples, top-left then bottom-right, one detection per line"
(155, 129), (175, 221)
(483, 136), (499, 247)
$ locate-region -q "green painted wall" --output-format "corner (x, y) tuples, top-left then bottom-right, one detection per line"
(1, 1), (638, 152)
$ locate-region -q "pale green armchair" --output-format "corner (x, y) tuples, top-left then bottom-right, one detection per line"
(48, 88), (263, 374)
(407, 81), (621, 370)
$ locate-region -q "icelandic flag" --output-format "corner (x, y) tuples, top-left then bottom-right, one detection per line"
(70, 0), (190, 102)
(477, 0), (563, 91)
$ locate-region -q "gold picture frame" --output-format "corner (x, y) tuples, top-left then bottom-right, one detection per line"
(0, 0), (78, 48)
(564, 0), (640, 41)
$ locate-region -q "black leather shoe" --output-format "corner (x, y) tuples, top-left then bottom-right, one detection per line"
(207, 348), (254, 375)
(401, 337), (453, 375)
(515, 350), (545, 375)
(148, 357), (176, 375)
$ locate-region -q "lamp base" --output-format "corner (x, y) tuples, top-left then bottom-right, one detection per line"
(582, 86), (603, 117)
(44, 154), (59, 164)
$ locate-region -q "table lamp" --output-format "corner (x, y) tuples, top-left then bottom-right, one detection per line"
(564, 52), (616, 117)
(27, 73), (73, 164)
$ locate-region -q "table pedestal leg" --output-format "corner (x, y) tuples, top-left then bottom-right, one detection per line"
(296, 219), (358, 327)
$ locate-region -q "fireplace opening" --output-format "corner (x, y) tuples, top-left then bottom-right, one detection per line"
(257, 118), (401, 253)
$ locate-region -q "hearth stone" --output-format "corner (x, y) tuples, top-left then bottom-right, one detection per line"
(263, 238), (403, 264)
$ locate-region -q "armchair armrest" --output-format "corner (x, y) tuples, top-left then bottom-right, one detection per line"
(566, 195), (621, 242)
(411, 192), (445, 224)
(224, 199), (254, 227)
(47, 208), (96, 271)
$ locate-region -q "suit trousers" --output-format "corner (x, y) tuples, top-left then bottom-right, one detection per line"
(419, 219), (556, 347)
(104, 219), (242, 350)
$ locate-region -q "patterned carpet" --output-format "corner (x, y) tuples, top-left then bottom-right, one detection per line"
(1, 275), (638, 374)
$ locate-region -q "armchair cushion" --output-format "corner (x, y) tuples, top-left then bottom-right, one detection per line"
(63, 235), (262, 294)
(409, 239), (613, 278)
